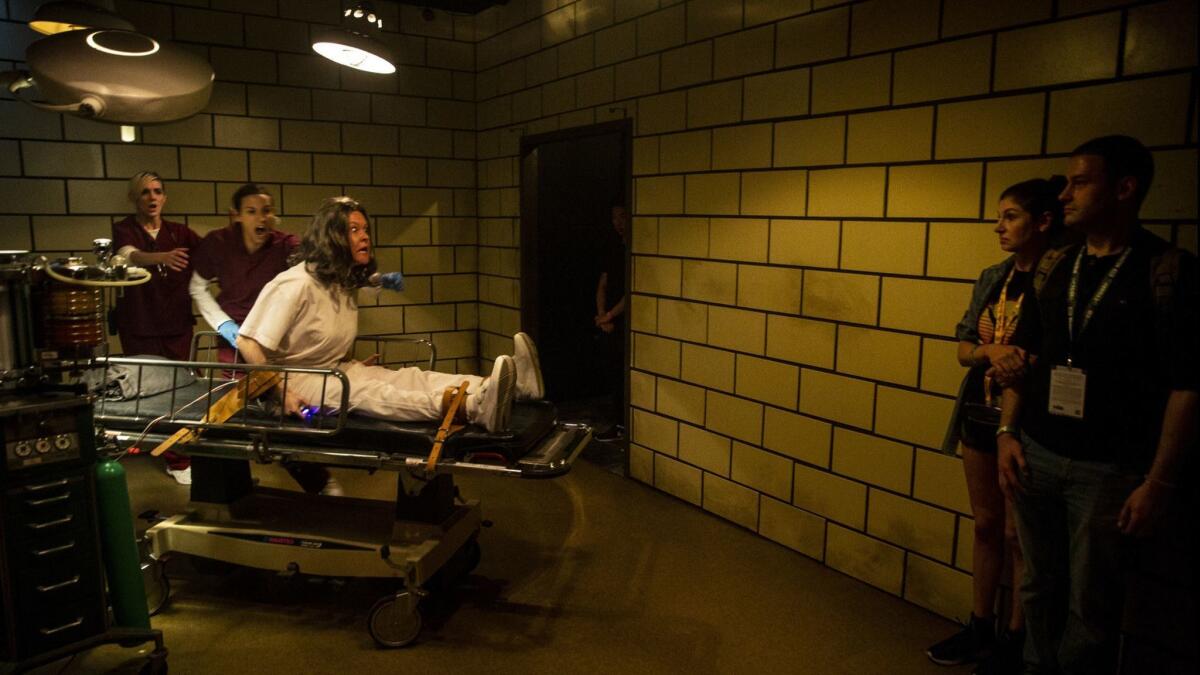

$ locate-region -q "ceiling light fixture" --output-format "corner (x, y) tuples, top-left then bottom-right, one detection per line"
(312, 1), (395, 74)
(29, 0), (135, 35)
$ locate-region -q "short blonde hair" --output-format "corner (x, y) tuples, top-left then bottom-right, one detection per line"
(127, 171), (164, 202)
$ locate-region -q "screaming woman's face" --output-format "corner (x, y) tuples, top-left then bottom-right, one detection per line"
(347, 210), (371, 266)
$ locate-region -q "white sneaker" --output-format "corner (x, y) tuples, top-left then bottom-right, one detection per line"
(512, 332), (544, 400)
(320, 476), (344, 497)
(470, 356), (515, 433)
(166, 466), (192, 485)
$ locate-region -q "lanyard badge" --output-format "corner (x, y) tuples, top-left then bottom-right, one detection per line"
(983, 265), (1023, 407)
(1048, 246), (1131, 419)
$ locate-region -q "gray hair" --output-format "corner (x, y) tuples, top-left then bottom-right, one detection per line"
(290, 196), (377, 296)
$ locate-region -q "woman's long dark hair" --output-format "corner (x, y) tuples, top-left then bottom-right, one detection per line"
(1000, 175), (1070, 245)
(290, 196), (377, 296)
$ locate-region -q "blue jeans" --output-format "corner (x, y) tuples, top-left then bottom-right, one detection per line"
(1011, 435), (1142, 675)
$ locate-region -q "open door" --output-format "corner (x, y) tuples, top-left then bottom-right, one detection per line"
(520, 120), (632, 447)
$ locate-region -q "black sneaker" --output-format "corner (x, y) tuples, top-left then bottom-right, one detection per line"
(926, 614), (995, 666)
(973, 628), (1024, 675)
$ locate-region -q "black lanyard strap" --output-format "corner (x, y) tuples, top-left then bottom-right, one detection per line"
(1066, 245), (1131, 365)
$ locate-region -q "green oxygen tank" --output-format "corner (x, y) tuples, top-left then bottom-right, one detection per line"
(94, 458), (151, 629)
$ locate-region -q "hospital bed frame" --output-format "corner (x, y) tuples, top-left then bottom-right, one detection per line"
(89, 337), (590, 647)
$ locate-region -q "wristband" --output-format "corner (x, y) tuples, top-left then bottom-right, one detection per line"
(995, 425), (1019, 439)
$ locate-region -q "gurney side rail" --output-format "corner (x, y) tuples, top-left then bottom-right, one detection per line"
(354, 334), (437, 370)
(190, 332), (438, 371)
(93, 357), (352, 438)
(103, 420), (592, 479)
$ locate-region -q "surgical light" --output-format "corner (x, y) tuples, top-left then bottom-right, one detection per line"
(5, 29), (214, 124)
(28, 0), (134, 35)
(312, 1), (393, 74)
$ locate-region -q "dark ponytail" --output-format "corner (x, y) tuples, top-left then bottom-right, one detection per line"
(1000, 175), (1068, 243)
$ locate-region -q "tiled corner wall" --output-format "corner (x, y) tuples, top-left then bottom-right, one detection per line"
(0, 0), (481, 373)
(471, 0), (1197, 668)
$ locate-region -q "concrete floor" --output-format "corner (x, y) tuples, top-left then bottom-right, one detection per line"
(43, 454), (970, 675)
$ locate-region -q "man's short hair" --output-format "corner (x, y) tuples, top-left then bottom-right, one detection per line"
(1071, 135), (1154, 206)
(231, 183), (272, 211)
(127, 171), (163, 202)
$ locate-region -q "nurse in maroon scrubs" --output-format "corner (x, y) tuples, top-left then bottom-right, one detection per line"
(189, 184), (338, 496)
(113, 171), (201, 359)
(112, 171), (201, 483)
(190, 183), (298, 364)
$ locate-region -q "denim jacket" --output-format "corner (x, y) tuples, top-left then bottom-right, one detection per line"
(939, 255), (1017, 455)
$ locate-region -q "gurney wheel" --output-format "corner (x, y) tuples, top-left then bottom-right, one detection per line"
(138, 653), (168, 675)
(141, 558), (170, 616)
(464, 537), (481, 574)
(368, 592), (422, 648)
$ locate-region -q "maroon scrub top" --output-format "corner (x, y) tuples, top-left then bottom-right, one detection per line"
(193, 223), (300, 323)
(112, 216), (200, 337)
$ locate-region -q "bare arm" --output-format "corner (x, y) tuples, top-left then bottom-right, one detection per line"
(961, 339), (1028, 376)
(595, 272), (608, 317)
(235, 335), (306, 415)
(1119, 389), (1198, 535)
(996, 383), (1028, 500)
(235, 335), (268, 365)
(126, 248), (190, 271)
(957, 340), (978, 367)
(607, 294), (626, 320)
(1147, 390), (1199, 485)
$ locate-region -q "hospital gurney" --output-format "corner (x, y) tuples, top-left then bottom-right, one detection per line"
(89, 341), (590, 648)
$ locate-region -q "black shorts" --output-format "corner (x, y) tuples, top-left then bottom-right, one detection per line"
(960, 415), (998, 451)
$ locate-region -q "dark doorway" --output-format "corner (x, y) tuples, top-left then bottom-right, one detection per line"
(520, 120), (631, 468)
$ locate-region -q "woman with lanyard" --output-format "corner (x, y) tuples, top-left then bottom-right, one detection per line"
(927, 177), (1067, 675)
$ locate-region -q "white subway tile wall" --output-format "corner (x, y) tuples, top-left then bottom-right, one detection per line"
(4, 0), (1197, 648)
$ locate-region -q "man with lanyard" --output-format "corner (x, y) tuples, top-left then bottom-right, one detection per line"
(992, 135), (1197, 674)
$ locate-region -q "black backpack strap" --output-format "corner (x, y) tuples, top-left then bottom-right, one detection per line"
(1033, 245), (1072, 298)
(1150, 247), (1183, 312)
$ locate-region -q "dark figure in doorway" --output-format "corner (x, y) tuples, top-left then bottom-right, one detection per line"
(593, 203), (629, 441)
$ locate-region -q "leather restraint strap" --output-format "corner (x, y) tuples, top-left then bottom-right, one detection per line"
(427, 381), (470, 472)
(151, 370), (283, 456)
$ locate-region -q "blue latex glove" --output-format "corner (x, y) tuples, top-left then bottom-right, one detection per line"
(217, 320), (240, 347)
(377, 272), (405, 291)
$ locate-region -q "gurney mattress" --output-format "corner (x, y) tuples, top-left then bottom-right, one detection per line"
(95, 380), (557, 463)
